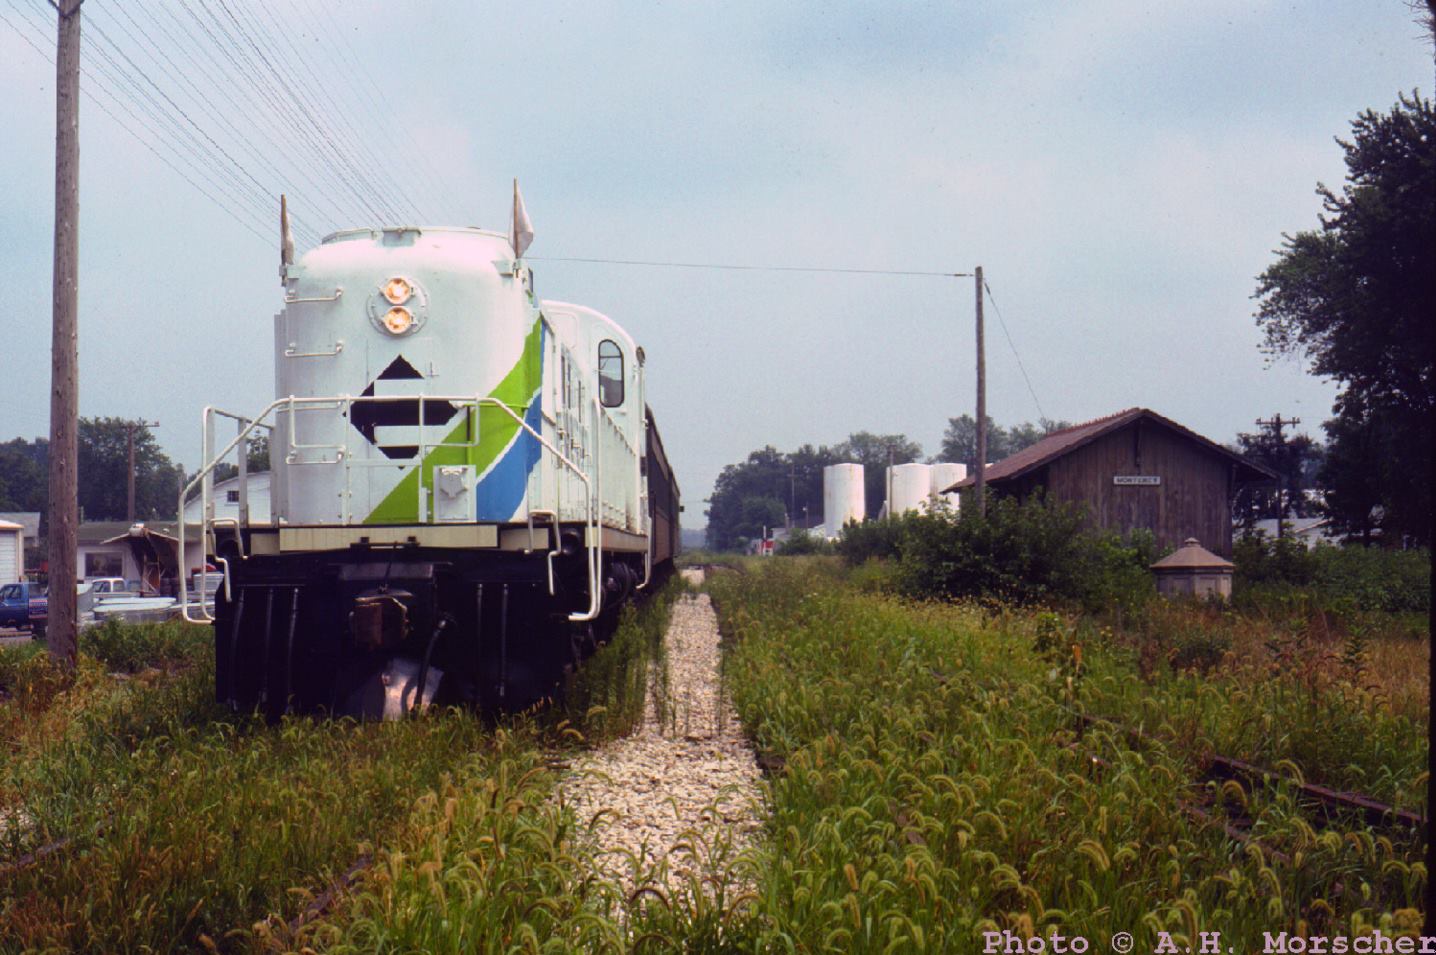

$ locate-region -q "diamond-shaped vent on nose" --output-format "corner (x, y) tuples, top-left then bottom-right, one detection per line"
(349, 355), (459, 460)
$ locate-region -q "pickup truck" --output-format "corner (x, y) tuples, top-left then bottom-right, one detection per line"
(0, 581), (43, 633)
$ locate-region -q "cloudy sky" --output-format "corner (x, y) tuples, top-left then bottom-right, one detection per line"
(0, 0), (1430, 524)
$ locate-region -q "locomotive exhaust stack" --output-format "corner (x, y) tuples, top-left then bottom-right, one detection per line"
(179, 192), (680, 718)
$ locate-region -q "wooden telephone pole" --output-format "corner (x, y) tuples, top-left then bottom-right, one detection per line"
(47, 0), (84, 667)
(974, 266), (987, 516)
(125, 421), (161, 522)
(1253, 413), (1299, 539)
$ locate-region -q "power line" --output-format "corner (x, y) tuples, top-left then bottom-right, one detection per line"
(241, 0), (428, 223)
(100, 0), (348, 238)
(177, 0), (385, 225)
(530, 255), (971, 278)
(290, 0), (457, 218)
(80, 13), (289, 233)
(982, 279), (1047, 423)
(0, 3), (273, 246)
(210, 0), (403, 224)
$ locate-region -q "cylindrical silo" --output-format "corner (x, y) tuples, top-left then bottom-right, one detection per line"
(929, 462), (967, 510)
(823, 463), (865, 538)
(887, 463), (933, 516)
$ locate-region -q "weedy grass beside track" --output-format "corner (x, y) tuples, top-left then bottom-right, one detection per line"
(0, 564), (1424, 952)
(701, 557), (1425, 952)
(0, 582), (681, 954)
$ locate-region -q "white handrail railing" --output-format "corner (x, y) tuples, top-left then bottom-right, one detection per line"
(177, 393), (606, 625)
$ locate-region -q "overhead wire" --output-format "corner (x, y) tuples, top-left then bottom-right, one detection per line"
(10, 0), (282, 243)
(208, 0), (401, 224)
(101, 0), (351, 238)
(0, 3), (272, 246)
(177, 0), (386, 225)
(983, 279), (1048, 423)
(290, 0), (457, 218)
(78, 10), (302, 241)
(528, 256), (970, 278)
(240, 0), (429, 223)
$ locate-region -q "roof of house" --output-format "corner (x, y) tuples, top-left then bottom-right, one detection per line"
(1247, 517), (1332, 538)
(0, 512), (41, 538)
(945, 408), (1278, 492)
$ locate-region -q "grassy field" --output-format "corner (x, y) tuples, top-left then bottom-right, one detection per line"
(0, 562), (1425, 952)
(706, 557), (1427, 952)
(0, 584), (677, 954)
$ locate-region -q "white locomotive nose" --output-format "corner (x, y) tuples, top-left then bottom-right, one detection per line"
(202, 207), (679, 720)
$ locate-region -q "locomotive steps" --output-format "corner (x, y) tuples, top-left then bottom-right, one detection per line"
(559, 568), (766, 903)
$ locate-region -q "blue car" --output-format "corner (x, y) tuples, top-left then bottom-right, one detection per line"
(0, 581), (40, 633)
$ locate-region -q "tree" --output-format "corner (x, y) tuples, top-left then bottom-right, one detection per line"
(0, 438), (48, 513)
(1232, 419), (1324, 528)
(76, 418), (177, 521)
(940, 416), (1071, 469)
(735, 495), (787, 544)
(831, 431), (922, 519)
(705, 446), (791, 550)
(1254, 92), (1435, 545)
(210, 431), (273, 484)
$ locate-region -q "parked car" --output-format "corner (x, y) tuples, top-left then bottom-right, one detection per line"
(27, 589), (46, 637)
(0, 581), (41, 632)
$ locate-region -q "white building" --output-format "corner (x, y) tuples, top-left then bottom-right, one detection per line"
(182, 472), (272, 524)
(0, 520), (23, 584)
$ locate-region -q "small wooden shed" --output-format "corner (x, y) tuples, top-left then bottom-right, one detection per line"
(945, 408), (1275, 557)
(1150, 537), (1234, 600)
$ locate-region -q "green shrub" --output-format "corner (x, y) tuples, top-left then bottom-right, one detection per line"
(1235, 533), (1429, 613)
(79, 618), (212, 673)
(776, 528), (833, 556)
(842, 494), (1155, 612)
(834, 514), (909, 564)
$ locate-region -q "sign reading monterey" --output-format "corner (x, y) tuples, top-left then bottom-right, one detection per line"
(1112, 475), (1161, 486)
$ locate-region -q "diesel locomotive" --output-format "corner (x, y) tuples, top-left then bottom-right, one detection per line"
(180, 194), (679, 717)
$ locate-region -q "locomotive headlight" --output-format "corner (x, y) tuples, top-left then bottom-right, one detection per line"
(367, 277), (427, 335)
(382, 277), (413, 305)
(381, 306), (414, 335)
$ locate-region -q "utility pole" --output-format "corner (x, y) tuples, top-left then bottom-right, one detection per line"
(1253, 414), (1299, 539)
(47, 0), (84, 668)
(887, 443), (895, 518)
(974, 266), (987, 516)
(125, 421), (161, 522)
(787, 466), (796, 531)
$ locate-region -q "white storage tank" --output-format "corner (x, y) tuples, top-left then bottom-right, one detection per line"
(823, 463), (865, 538)
(887, 463), (933, 516)
(929, 462), (967, 509)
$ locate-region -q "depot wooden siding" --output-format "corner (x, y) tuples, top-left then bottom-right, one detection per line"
(998, 418), (1239, 556)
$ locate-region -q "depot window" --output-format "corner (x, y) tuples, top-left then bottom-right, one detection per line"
(598, 340), (624, 407)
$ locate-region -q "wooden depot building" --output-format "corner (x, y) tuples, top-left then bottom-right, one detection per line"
(946, 408), (1276, 557)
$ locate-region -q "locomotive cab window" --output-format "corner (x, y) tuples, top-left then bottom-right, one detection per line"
(598, 340), (624, 407)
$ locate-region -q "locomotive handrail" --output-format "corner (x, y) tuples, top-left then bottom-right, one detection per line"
(284, 287), (343, 304)
(284, 339), (345, 358)
(178, 393), (607, 624)
(180, 402), (285, 623)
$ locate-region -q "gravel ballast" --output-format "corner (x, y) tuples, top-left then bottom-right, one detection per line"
(560, 569), (764, 899)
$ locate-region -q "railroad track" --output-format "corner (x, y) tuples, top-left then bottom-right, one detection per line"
(1071, 710), (1424, 837)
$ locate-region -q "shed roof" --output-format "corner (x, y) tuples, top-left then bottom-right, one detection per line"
(79, 521), (200, 546)
(945, 408), (1278, 492)
(1151, 537), (1235, 571)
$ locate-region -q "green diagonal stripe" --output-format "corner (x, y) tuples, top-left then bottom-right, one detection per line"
(365, 318), (544, 524)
